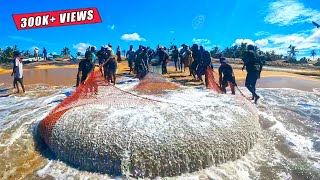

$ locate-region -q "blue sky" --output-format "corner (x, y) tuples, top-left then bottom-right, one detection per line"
(1, 0), (320, 59)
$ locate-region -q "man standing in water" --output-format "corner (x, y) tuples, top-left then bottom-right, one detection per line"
(242, 45), (263, 103)
(12, 51), (25, 93)
(77, 51), (94, 87)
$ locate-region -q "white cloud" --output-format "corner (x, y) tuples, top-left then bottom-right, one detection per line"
(255, 39), (269, 47)
(233, 38), (269, 48)
(121, 33), (146, 41)
(51, 52), (57, 55)
(233, 39), (255, 46)
(107, 24), (115, 30)
(73, 43), (92, 54)
(254, 31), (270, 36)
(192, 38), (211, 45)
(234, 29), (320, 58)
(265, 0), (320, 26)
(170, 31), (175, 34)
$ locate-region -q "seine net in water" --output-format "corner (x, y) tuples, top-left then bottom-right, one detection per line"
(38, 71), (260, 178)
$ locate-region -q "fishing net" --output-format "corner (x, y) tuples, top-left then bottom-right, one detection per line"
(205, 67), (222, 93)
(37, 70), (260, 178)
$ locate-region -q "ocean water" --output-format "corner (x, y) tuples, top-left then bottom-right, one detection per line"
(0, 76), (319, 180)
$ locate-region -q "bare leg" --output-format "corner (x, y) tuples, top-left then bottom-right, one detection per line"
(20, 81), (26, 93)
(15, 81), (19, 93)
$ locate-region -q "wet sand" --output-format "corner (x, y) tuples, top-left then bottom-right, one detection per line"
(1, 61), (320, 92)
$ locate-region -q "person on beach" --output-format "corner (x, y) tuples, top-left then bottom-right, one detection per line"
(179, 44), (187, 72)
(34, 48), (39, 60)
(200, 46), (212, 85)
(108, 43), (114, 55)
(116, 45), (121, 62)
(91, 46), (98, 68)
(12, 51), (25, 93)
(76, 51), (94, 87)
(172, 46), (180, 71)
(102, 47), (118, 85)
(43, 48), (47, 60)
(242, 44), (263, 103)
(126, 45), (136, 74)
(219, 57), (236, 95)
(184, 46), (193, 76)
(156, 46), (169, 75)
(191, 44), (201, 80)
(134, 46), (148, 78)
(97, 46), (107, 76)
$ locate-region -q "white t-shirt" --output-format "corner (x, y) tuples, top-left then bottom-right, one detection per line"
(14, 57), (23, 78)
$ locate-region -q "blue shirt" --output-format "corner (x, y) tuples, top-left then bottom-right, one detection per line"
(91, 52), (97, 65)
(126, 50), (136, 62)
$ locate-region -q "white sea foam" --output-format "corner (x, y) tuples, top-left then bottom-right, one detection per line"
(0, 75), (319, 179)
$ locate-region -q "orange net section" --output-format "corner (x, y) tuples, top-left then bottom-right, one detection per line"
(134, 73), (180, 93)
(205, 67), (222, 93)
(38, 71), (102, 145)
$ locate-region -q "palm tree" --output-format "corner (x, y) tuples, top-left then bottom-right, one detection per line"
(237, 43), (247, 59)
(222, 47), (233, 58)
(61, 47), (71, 58)
(76, 52), (82, 56)
(210, 46), (220, 58)
(287, 45), (299, 59)
(310, 50), (317, 61)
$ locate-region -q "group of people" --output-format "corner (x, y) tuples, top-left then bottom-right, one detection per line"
(123, 43), (262, 103)
(218, 44), (263, 103)
(125, 44), (213, 82)
(33, 47), (48, 60)
(77, 44), (118, 87)
(10, 42), (262, 103)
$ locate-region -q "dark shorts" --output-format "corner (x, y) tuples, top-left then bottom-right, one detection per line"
(14, 77), (23, 84)
(128, 60), (133, 68)
(222, 76), (236, 86)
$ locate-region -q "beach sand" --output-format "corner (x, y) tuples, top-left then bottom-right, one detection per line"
(1, 60), (320, 92)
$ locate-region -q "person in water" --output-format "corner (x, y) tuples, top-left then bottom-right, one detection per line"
(102, 47), (118, 85)
(12, 51), (26, 93)
(77, 51), (94, 87)
(126, 45), (136, 74)
(242, 44), (263, 103)
(219, 57), (236, 95)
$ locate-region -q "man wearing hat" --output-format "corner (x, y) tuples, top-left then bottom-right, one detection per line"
(218, 57), (236, 95)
